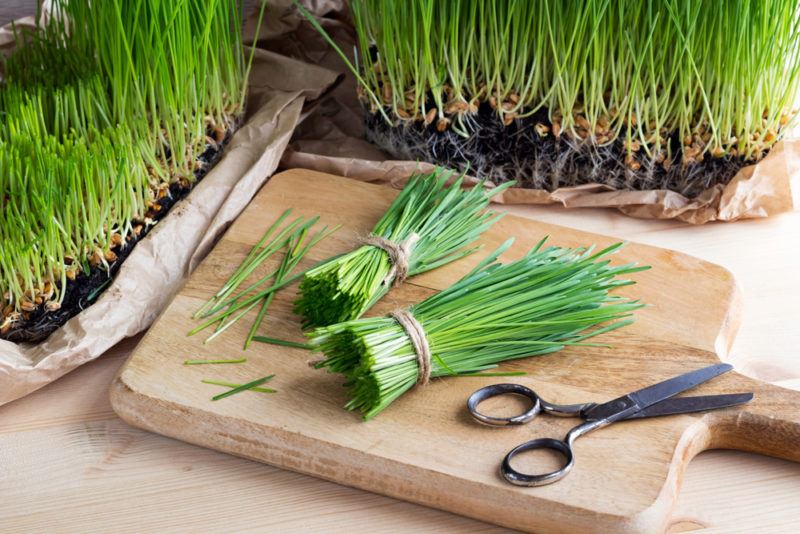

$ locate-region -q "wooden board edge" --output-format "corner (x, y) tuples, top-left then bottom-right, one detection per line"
(646, 417), (716, 533)
(714, 275), (743, 360)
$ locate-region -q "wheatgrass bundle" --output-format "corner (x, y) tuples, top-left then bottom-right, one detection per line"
(294, 169), (513, 327)
(0, 0), (263, 342)
(303, 0), (800, 196)
(310, 239), (648, 419)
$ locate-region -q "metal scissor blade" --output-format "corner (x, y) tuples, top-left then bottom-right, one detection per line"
(624, 392), (753, 419)
(628, 363), (734, 410)
(584, 363), (734, 420)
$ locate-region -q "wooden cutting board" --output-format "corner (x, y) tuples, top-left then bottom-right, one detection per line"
(110, 169), (800, 533)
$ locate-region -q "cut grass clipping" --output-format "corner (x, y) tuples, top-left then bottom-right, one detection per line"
(0, 0), (266, 341)
(298, 1), (800, 196)
(310, 238), (649, 419)
(295, 168), (513, 327)
(202, 379), (277, 395)
(190, 209), (338, 347)
(186, 359), (276, 398)
(200, 378), (278, 393)
(210, 375), (276, 401)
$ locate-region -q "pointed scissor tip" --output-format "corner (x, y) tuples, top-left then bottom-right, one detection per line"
(703, 362), (734, 376)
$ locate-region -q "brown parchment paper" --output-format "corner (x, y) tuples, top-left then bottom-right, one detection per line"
(0, 13), (340, 406)
(261, 0), (799, 225)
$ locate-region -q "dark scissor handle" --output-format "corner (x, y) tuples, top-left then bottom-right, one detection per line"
(501, 419), (606, 486)
(467, 383), (594, 426)
(468, 383), (542, 425)
(502, 437), (574, 486)
(467, 383), (601, 487)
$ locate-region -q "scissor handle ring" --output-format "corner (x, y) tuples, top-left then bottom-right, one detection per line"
(501, 438), (574, 487)
(467, 383), (542, 426)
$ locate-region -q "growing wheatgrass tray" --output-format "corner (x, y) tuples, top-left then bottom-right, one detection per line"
(109, 169), (800, 533)
(1, 2), (373, 409)
(0, 0), (266, 342)
(285, 0), (800, 224)
(311, 0), (800, 196)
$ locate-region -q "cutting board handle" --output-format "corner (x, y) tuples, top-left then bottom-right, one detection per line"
(705, 371), (800, 463)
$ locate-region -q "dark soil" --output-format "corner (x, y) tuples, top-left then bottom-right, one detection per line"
(2, 117), (241, 344)
(365, 102), (747, 198)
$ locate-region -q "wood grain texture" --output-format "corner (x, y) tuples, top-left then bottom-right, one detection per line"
(110, 169), (800, 533)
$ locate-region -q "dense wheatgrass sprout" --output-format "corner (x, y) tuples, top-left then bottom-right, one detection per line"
(310, 239), (648, 419)
(330, 0), (800, 194)
(0, 127), (152, 313)
(0, 0), (257, 340)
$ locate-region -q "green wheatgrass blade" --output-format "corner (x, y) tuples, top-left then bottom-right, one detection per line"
(309, 239), (649, 419)
(198, 214), (322, 320)
(199, 219), (315, 344)
(189, 269), (310, 336)
(201, 379), (276, 393)
(87, 277), (114, 302)
(243, 226), (309, 349)
(194, 208), (295, 319)
(211, 374), (276, 401)
(188, 214), (339, 345)
(252, 336), (312, 350)
(294, 168), (513, 327)
(243, 223), (340, 348)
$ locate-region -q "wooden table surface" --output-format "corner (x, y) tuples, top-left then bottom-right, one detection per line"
(1, 197), (799, 533)
(2, 3), (799, 532)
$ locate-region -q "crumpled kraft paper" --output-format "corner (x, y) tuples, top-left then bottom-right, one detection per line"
(265, 0), (799, 225)
(0, 14), (340, 405)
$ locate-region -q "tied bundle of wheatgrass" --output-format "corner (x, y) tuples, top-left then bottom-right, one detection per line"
(293, 169), (513, 327)
(310, 239), (648, 419)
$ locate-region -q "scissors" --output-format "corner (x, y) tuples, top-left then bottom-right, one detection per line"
(467, 363), (753, 487)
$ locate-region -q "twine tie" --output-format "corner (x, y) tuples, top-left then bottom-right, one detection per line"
(390, 308), (431, 386)
(359, 233), (420, 286)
